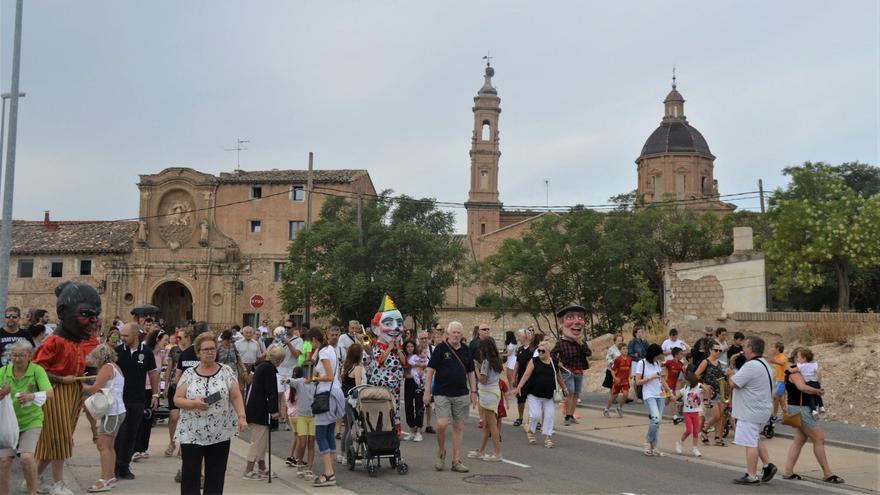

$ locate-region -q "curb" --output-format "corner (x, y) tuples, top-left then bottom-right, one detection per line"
(576, 403), (880, 454)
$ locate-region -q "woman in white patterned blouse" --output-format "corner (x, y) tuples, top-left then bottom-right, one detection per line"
(174, 332), (247, 494)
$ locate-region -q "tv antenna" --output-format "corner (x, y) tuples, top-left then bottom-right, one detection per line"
(225, 138), (250, 169)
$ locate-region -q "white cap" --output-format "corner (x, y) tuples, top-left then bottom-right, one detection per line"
(273, 326), (287, 338)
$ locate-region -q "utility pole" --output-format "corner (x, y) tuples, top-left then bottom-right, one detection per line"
(0, 0), (25, 312)
(225, 138), (249, 169)
(303, 152), (314, 326)
(758, 179), (766, 213)
(0, 93), (25, 183)
(544, 179), (550, 210)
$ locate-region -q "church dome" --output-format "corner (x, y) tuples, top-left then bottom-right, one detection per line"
(639, 120), (713, 158)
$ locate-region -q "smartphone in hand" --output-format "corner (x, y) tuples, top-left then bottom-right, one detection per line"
(204, 391), (222, 405)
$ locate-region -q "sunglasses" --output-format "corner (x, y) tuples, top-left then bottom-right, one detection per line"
(712, 348), (722, 352)
(4, 314), (19, 319)
(538, 349), (547, 354)
(78, 310), (99, 318)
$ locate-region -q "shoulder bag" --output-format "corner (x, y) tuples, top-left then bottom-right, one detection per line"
(548, 358), (565, 403)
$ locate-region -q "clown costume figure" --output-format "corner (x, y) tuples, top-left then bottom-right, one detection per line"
(364, 295), (406, 431)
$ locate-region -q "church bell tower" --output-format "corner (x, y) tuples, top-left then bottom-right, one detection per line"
(465, 59), (502, 238)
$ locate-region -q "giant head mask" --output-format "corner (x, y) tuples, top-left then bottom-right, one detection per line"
(370, 294), (404, 345)
(556, 304), (586, 342)
(54, 281), (102, 343)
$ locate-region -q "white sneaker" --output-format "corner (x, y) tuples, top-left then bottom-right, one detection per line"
(413, 432), (423, 442)
(692, 447), (702, 457)
(401, 432), (412, 441)
(49, 481), (74, 495)
(36, 479), (52, 494)
(675, 441), (683, 454)
(336, 454), (346, 464)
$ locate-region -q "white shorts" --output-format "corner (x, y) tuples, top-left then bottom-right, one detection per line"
(733, 420), (761, 448)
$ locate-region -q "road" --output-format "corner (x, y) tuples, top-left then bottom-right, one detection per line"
(257, 416), (856, 495)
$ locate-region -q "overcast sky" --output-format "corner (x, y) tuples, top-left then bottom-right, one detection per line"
(1, 1), (877, 232)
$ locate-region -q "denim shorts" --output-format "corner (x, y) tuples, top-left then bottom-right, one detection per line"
(775, 380), (785, 396)
(562, 371), (583, 395)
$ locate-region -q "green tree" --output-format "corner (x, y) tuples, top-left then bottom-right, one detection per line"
(280, 193), (465, 327)
(765, 162), (880, 310)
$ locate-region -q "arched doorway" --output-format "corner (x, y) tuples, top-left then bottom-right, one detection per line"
(152, 281), (193, 328)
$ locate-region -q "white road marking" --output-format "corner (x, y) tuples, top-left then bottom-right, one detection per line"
(500, 458), (531, 468)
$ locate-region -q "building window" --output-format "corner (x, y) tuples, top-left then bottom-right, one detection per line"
(17, 259), (33, 278)
(479, 169), (489, 189)
(249, 220), (261, 233)
(651, 175), (660, 197)
(250, 186), (262, 199)
(78, 259), (92, 276)
(701, 176), (708, 194)
(288, 221), (305, 240)
(290, 185), (305, 202)
(50, 261), (63, 278)
(481, 120), (491, 141)
(242, 313), (256, 328)
(480, 223), (486, 235)
(273, 262), (287, 282)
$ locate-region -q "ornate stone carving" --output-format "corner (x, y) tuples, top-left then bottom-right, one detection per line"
(157, 189), (196, 250)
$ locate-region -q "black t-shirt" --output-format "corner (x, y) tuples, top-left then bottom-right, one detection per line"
(784, 370), (804, 406)
(515, 346), (533, 379)
(0, 328), (35, 366)
(524, 357), (558, 400)
(115, 343), (157, 404)
(176, 346), (199, 373)
(427, 341), (474, 397)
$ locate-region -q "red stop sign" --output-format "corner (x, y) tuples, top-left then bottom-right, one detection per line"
(250, 294), (265, 309)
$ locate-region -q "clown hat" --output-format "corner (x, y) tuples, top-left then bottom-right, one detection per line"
(377, 294), (397, 312)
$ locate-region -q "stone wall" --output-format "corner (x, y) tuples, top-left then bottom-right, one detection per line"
(434, 307), (555, 340)
(666, 275), (724, 319)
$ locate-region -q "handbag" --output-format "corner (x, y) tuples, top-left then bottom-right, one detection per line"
(549, 358), (564, 403)
(0, 395), (17, 449)
(84, 388), (114, 419)
(602, 368), (613, 389)
(782, 379), (802, 428)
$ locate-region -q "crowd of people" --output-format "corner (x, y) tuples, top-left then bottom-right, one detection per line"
(0, 284), (848, 495)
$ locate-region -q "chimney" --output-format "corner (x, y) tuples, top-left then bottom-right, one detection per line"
(732, 226), (754, 254)
(43, 210), (58, 233)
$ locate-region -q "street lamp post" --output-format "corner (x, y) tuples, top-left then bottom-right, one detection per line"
(0, 92), (26, 190)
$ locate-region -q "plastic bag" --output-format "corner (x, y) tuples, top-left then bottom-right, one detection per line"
(0, 395), (18, 449)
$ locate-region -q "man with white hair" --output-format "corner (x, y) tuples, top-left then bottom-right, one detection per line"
(337, 320), (361, 362)
(235, 326), (266, 381)
(423, 321), (477, 473)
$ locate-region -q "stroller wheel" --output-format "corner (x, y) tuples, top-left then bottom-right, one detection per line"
(763, 425), (775, 439)
(367, 462), (379, 478)
(397, 462), (408, 475)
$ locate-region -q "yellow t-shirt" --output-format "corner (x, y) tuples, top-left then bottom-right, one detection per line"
(772, 352), (786, 381)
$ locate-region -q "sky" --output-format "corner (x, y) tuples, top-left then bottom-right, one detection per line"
(1, 1), (878, 232)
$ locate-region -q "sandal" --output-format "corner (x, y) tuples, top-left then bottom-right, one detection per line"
(823, 475), (844, 484)
(312, 473), (336, 487)
(87, 479), (113, 492)
(782, 473), (802, 480)
(512, 419), (522, 427)
(714, 438), (726, 447)
(164, 443), (176, 457)
(700, 430), (709, 444)
(527, 431), (537, 445)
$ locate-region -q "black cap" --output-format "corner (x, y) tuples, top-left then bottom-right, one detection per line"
(556, 304), (586, 318)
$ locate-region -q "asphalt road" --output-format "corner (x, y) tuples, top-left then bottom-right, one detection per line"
(259, 417), (855, 495)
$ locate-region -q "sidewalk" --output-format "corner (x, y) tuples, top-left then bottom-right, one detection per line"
(554, 399), (879, 492)
(57, 415), (355, 495)
(578, 392), (880, 452)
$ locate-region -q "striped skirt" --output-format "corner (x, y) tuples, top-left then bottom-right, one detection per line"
(35, 382), (82, 460)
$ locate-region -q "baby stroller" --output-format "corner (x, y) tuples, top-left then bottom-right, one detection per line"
(346, 384), (408, 477)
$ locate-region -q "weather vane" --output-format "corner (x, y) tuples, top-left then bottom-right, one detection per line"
(672, 65), (677, 89)
(482, 50), (493, 67)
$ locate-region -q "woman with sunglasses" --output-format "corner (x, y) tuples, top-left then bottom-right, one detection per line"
(512, 340), (566, 448)
(174, 332), (247, 494)
(695, 340), (726, 447)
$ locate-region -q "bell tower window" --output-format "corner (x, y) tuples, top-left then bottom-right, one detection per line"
(480, 169), (489, 189)
(481, 120), (491, 141)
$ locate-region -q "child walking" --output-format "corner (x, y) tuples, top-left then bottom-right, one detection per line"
(469, 339), (504, 461)
(675, 371), (711, 457)
(664, 347), (685, 424)
(796, 348), (825, 417)
(604, 342), (631, 418)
